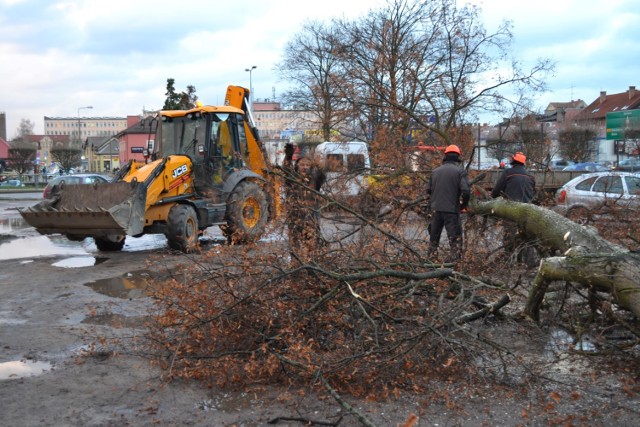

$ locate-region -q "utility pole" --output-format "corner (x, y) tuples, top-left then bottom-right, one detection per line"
(77, 105), (93, 172)
(244, 65), (257, 111)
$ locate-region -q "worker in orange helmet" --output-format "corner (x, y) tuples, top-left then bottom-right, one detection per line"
(491, 151), (536, 259)
(426, 144), (470, 263)
(491, 152), (534, 203)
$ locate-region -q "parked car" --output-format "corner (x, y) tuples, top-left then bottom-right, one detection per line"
(547, 159), (576, 171)
(0, 179), (25, 187)
(555, 171), (640, 224)
(562, 162), (610, 172)
(42, 174), (111, 199)
(615, 158), (640, 172)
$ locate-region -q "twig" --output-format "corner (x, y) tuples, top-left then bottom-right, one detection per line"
(267, 415), (342, 426)
(455, 294), (511, 323)
(318, 375), (378, 427)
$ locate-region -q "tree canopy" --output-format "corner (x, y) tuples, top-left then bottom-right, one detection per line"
(277, 0), (553, 161)
(163, 78), (198, 110)
(50, 147), (83, 173)
(14, 118), (35, 142)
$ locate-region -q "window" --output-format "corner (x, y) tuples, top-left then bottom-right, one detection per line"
(325, 154), (343, 172)
(347, 154), (365, 172)
(625, 176), (640, 195)
(593, 176), (622, 194)
(575, 177), (597, 191)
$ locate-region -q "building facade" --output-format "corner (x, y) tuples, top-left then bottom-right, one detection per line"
(44, 116), (128, 142)
(574, 86), (640, 162)
(252, 99), (319, 140)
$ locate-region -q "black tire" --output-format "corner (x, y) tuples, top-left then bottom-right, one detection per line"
(66, 234), (86, 242)
(223, 181), (269, 243)
(166, 204), (199, 253)
(566, 206), (591, 225)
(94, 235), (126, 251)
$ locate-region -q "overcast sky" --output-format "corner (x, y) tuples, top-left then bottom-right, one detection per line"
(1, 0), (638, 137)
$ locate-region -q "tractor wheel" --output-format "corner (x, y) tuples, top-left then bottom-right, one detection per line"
(94, 235), (126, 251)
(222, 181), (269, 244)
(166, 204), (199, 253)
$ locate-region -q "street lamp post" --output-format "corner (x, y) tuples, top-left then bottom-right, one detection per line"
(78, 106), (93, 171)
(244, 65), (257, 110)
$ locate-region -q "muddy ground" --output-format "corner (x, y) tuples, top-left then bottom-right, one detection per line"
(1, 195), (639, 426)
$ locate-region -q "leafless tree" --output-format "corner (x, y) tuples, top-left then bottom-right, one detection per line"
(13, 118), (35, 142)
(276, 20), (354, 141)
(51, 147), (83, 173)
(558, 125), (597, 162)
(7, 142), (36, 178)
(511, 118), (550, 168)
(485, 137), (516, 165)
(331, 0), (553, 149)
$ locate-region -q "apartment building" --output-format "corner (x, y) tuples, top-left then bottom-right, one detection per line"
(252, 99), (318, 140)
(44, 116), (128, 142)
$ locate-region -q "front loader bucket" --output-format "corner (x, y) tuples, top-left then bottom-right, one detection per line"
(19, 181), (147, 238)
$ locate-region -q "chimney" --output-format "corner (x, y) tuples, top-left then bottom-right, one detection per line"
(599, 91), (606, 103)
(630, 86), (637, 99)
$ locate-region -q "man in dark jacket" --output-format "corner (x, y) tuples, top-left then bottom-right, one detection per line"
(491, 152), (535, 202)
(427, 144), (471, 262)
(491, 152), (535, 255)
(283, 143), (326, 255)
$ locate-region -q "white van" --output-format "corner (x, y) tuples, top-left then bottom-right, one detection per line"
(314, 141), (371, 198)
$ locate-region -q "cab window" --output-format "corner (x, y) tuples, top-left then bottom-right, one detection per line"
(347, 154), (366, 172)
(326, 154), (343, 172)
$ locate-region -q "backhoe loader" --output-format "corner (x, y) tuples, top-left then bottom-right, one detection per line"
(20, 85), (279, 252)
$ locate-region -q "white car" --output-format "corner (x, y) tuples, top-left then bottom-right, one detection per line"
(555, 171), (640, 223)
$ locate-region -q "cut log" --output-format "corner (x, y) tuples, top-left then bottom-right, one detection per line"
(472, 198), (640, 320)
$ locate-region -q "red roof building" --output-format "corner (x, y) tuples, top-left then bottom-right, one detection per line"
(575, 86), (640, 123)
(573, 86), (640, 162)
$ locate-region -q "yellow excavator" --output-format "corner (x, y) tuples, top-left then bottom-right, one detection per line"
(20, 85), (279, 252)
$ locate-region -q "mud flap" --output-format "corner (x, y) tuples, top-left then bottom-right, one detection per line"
(19, 181), (147, 237)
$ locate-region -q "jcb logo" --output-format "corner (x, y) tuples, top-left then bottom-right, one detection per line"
(172, 164), (188, 179)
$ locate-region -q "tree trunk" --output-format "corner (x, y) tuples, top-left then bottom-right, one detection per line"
(472, 198), (640, 320)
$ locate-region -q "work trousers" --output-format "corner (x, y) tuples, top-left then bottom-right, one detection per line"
(428, 211), (463, 262)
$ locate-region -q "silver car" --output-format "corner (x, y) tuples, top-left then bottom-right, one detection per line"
(42, 174), (111, 199)
(555, 171), (640, 223)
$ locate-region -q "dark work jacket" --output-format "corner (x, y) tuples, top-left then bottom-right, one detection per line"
(491, 164), (535, 202)
(428, 161), (471, 213)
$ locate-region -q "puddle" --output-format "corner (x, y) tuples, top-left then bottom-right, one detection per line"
(0, 359), (53, 380)
(0, 309), (27, 325)
(52, 256), (97, 268)
(544, 328), (598, 356)
(119, 235), (169, 252)
(545, 329), (574, 357)
(85, 271), (153, 299)
(0, 235), (89, 260)
(82, 313), (148, 328)
(51, 256), (108, 268)
(0, 216), (31, 234)
(195, 392), (255, 412)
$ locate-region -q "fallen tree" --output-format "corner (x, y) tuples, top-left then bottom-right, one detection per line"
(472, 198), (640, 320)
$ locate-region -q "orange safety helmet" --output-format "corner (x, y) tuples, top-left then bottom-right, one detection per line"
(512, 152), (526, 164)
(444, 144), (461, 155)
